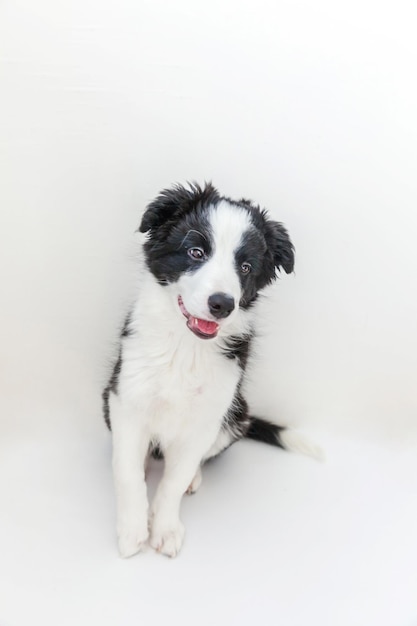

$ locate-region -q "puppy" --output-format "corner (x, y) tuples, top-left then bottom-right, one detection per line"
(103, 182), (296, 558)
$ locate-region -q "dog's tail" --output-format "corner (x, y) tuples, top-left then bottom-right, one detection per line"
(246, 417), (324, 461)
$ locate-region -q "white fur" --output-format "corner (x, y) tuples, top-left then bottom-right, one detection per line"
(110, 206), (256, 558)
(178, 202), (252, 325)
(279, 430), (325, 462)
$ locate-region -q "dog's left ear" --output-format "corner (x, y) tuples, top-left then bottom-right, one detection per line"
(264, 220), (295, 274)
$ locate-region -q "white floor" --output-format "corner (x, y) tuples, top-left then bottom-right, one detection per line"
(1, 428), (416, 626)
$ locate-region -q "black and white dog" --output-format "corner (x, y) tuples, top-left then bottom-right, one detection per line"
(104, 182), (302, 558)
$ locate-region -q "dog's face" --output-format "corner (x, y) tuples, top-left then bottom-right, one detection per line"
(140, 183), (294, 340)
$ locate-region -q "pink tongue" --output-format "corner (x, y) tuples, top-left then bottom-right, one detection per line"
(188, 315), (219, 335)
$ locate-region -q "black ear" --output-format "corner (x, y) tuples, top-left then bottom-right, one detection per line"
(139, 182), (219, 233)
(264, 219), (295, 274)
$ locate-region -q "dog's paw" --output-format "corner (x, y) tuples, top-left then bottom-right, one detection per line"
(186, 466), (202, 495)
(117, 519), (149, 558)
(150, 519), (185, 558)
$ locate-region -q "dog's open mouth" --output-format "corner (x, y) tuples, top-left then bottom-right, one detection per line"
(178, 296), (219, 339)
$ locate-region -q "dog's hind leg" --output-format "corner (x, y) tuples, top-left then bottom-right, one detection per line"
(186, 466), (202, 495)
(202, 428), (237, 462)
(185, 425), (241, 495)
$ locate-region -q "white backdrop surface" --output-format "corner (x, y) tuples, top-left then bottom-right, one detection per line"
(1, 0), (416, 441)
(1, 2), (416, 625)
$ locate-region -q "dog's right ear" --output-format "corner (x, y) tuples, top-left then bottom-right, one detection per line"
(139, 182), (219, 233)
(139, 184), (189, 233)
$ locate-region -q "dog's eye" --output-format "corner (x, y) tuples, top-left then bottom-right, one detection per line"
(241, 262), (252, 275)
(188, 247), (205, 261)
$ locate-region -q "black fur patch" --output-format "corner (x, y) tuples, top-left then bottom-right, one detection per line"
(246, 418), (286, 449)
(102, 354), (121, 430)
(223, 194), (295, 274)
(102, 314), (132, 430)
(222, 334), (251, 370)
(139, 182), (220, 235)
(142, 209), (214, 285)
(224, 388), (252, 440)
(234, 229), (269, 308)
(121, 313), (133, 337)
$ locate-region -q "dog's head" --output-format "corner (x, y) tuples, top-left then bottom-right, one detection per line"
(139, 183), (294, 340)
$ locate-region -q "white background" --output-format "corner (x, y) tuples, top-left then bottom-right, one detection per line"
(1, 1), (416, 625)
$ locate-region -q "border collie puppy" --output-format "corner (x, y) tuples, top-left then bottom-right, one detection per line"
(103, 182), (296, 558)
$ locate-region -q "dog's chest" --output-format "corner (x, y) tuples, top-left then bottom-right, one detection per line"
(122, 332), (241, 439)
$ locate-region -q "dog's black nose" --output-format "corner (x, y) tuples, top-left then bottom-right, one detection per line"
(208, 292), (235, 319)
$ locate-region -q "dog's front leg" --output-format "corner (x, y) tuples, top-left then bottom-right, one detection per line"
(149, 437), (213, 558)
(110, 392), (149, 558)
